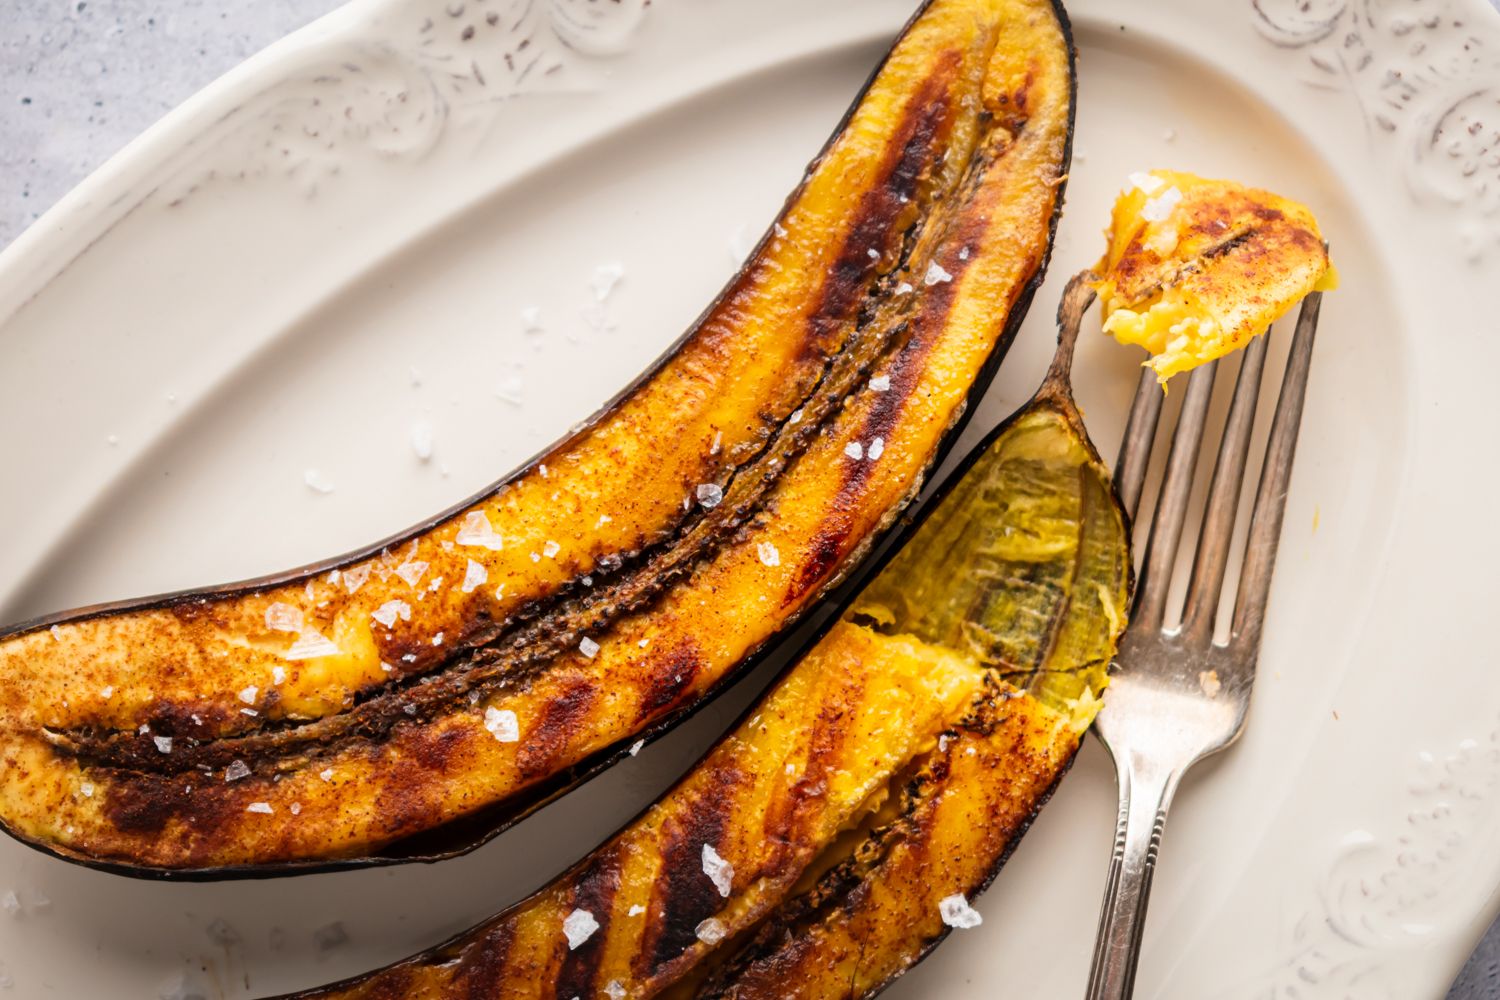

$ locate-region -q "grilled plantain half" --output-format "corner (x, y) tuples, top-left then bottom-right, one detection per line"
(272, 274), (1128, 1000)
(0, 0), (1077, 875)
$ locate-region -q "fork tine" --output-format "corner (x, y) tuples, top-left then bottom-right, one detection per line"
(1180, 332), (1271, 640)
(1114, 369), (1164, 521)
(1231, 292), (1322, 648)
(1133, 360), (1218, 628)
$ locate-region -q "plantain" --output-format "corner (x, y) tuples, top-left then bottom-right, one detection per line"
(0, 0), (1076, 874)
(271, 273), (1128, 1000)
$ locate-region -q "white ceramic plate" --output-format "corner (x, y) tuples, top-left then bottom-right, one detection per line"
(2, 0), (1497, 996)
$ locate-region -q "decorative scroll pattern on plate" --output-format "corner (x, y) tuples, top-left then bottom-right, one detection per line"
(1253, 0), (1500, 260)
(1215, 717), (1500, 997)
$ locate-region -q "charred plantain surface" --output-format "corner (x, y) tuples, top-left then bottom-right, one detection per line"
(270, 274), (1128, 1000)
(0, 0), (1074, 874)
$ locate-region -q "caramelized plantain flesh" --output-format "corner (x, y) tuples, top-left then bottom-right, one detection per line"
(274, 274), (1129, 1000)
(0, 0), (1075, 874)
(1093, 169), (1335, 383)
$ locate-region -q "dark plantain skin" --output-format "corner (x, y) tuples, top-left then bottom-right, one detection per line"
(266, 273), (1128, 1000)
(0, 0), (1075, 876)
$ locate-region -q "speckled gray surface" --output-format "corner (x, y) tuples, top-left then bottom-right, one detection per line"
(1, 1), (1497, 996)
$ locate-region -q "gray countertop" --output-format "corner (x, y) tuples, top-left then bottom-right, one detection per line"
(1, 1), (1496, 996)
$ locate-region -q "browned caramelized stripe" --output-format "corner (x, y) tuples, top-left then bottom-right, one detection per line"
(646, 775), (736, 970)
(517, 676), (598, 779)
(555, 845), (623, 998)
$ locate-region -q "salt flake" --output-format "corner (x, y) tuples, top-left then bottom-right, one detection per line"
(702, 844), (734, 897)
(868, 437), (885, 461)
(869, 375), (891, 392)
(844, 441), (863, 461)
(520, 305), (544, 333)
(238, 685), (259, 705)
(456, 511), (504, 551)
(562, 908), (600, 949)
(695, 918), (728, 945)
(1141, 186), (1182, 222)
(757, 542), (780, 567)
(272, 665), (287, 685)
(1128, 171), (1164, 195)
(590, 261), (626, 302)
(303, 468), (335, 494)
(579, 636), (600, 659)
(246, 802), (274, 815)
(543, 540), (561, 559)
(461, 559), (488, 594)
(396, 559), (429, 588)
(696, 483), (724, 509)
(341, 563), (371, 594)
(410, 421), (434, 462)
(224, 760), (251, 782)
(628, 904), (646, 917)
(286, 631), (341, 660)
(154, 736), (173, 754)
(628, 740), (644, 756)
(372, 600), (412, 629)
(924, 261), (953, 286)
(939, 893), (983, 929)
(604, 981), (626, 1000)
(319, 768), (334, 782)
(495, 373), (525, 405)
(484, 707), (520, 743)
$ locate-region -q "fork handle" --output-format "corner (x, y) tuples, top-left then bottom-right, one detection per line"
(1084, 759), (1181, 1000)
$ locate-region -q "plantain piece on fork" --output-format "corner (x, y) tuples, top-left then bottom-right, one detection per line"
(0, 0), (1075, 876)
(272, 276), (1128, 1000)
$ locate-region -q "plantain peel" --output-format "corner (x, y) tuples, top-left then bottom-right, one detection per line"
(273, 275), (1128, 1000)
(1094, 169), (1336, 383)
(0, 0), (1074, 874)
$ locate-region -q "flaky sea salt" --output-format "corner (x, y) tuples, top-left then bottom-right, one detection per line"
(756, 542), (780, 567)
(869, 375), (891, 392)
(1128, 171), (1164, 194)
(868, 437), (885, 461)
(596, 514), (613, 528)
(562, 908), (600, 949)
(590, 262), (626, 301)
(154, 736), (173, 754)
(604, 981), (626, 1000)
(495, 373), (525, 405)
(628, 904), (646, 917)
(579, 637), (600, 659)
(895, 281), (914, 296)
(272, 665), (286, 685)
(938, 894), (983, 929)
(520, 305), (544, 333)
(1, 891), (20, 916)
(49, 625), (62, 642)
(628, 740), (644, 756)
(285, 631), (340, 660)
(695, 918), (727, 945)
(844, 441), (863, 461)
(80, 783), (94, 798)
(372, 600), (412, 629)
(456, 510), (504, 551)
(342, 563), (371, 594)
(246, 802), (274, 815)
(396, 559), (428, 588)
(460, 559), (488, 594)
(224, 760), (251, 782)
(100, 686), (113, 699)
(290, 803), (302, 816)
(238, 686), (259, 705)
(319, 768), (334, 782)
(264, 602), (301, 632)
(303, 468), (335, 494)
(432, 632), (445, 646)
(543, 540), (561, 559)
(484, 707), (520, 743)
(1141, 186), (1182, 222)
(924, 262), (953, 286)
(696, 483), (724, 509)
(788, 408), (803, 425)
(702, 844), (734, 897)
(410, 421), (434, 462)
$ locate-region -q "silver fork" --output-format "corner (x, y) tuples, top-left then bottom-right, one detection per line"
(1084, 291), (1324, 999)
